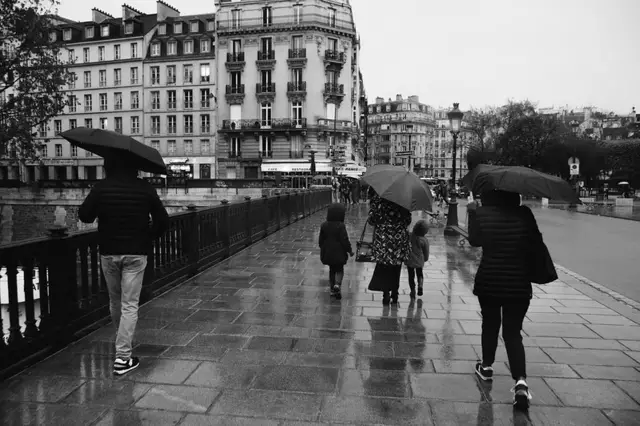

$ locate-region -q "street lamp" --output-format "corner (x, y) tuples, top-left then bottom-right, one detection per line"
(444, 102), (464, 236)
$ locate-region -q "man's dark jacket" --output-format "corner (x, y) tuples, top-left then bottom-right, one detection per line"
(78, 172), (170, 255)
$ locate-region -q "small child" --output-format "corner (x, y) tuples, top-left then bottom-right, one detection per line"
(406, 220), (430, 299)
(319, 203), (353, 300)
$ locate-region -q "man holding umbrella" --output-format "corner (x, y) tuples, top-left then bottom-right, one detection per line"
(64, 127), (170, 375)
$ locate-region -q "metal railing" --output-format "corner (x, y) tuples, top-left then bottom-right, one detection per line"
(217, 13), (356, 33)
(256, 83), (276, 93)
(0, 189), (332, 379)
(324, 83), (344, 95)
(287, 81), (306, 92)
(222, 118), (307, 130)
(288, 48), (306, 59)
(225, 84), (245, 94)
(226, 52), (245, 62)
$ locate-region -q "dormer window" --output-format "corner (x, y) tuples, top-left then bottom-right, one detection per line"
(174, 22), (182, 34)
(49, 31), (57, 42)
(125, 22), (133, 34)
(167, 41), (177, 55)
(190, 21), (199, 33)
(200, 39), (210, 53)
(85, 26), (94, 38)
(183, 40), (193, 54)
(158, 23), (166, 35)
(151, 42), (160, 57)
(63, 28), (72, 41)
(101, 25), (109, 37)
(207, 20), (215, 31)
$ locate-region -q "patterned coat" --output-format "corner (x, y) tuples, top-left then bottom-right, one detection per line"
(367, 195), (411, 265)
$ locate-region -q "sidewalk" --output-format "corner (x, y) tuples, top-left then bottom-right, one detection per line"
(0, 204), (639, 425)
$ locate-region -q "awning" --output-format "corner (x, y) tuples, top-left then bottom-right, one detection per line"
(336, 165), (366, 177)
(261, 162), (332, 173)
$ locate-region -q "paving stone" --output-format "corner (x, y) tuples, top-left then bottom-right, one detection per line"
(603, 409), (640, 426)
(523, 363), (580, 378)
(620, 340), (640, 351)
(615, 380), (640, 404)
(545, 348), (639, 366)
(572, 365), (640, 380)
(25, 353), (114, 379)
(524, 323), (601, 338)
(209, 389), (323, 421)
(587, 325), (640, 340)
(1, 403), (107, 426)
(126, 359), (201, 384)
(252, 365), (339, 393)
(62, 379), (150, 407)
(545, 378), (640, 409)
(184, 362), (261, 389)
(319, 395), (433, 425)
(180, 414), (280, 426)
(94, 409), (183, 426)
(581, 314), (638, 326)
(410, 373), (482, 402)
(0, 376), (85, 402)
(135, 385), (219, 412)
(338, 369), (410, 398)
(564, 338), (627, 350)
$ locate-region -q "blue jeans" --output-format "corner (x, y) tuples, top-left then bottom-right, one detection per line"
(101, 255), (147, 360)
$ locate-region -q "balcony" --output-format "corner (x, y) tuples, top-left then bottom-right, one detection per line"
(287, 48), (307, 67)
(289, 150), (304, 159)
(216, 13), (356, 35)
(256, 83), (276, 102)
(228, 150), (241, 159)
(221, 118), (307, 132)
(323, 83), (345, 104)
(256, 50), (276, 70)
(324, 50), (345, 69)
(225, 52), (245, 72)
(225, 84), (245, 104)
(287, 81), (307, 102)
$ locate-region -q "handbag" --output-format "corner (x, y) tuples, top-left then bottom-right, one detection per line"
(355, 222), (375, 263)
(529, 237), (558, 284)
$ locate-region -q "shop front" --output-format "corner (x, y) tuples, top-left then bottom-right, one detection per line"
(261, 161), (333, 188)
(336, 164), (367, 179)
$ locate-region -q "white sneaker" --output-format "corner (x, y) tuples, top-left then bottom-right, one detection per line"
(511, 379), (532, 410)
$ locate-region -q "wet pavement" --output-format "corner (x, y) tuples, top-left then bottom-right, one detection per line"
(1, 204), (640, 425)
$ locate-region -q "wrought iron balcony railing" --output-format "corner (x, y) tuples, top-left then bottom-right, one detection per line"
(288, 48), (306, 59)
(217, 13), (356, 33)
(222, 118), (307, 130)
(226, 84), (245, 94)
(226, 52), (245, 62)
(324, 83), (344, 95)
(324, 50), (346, 63)
(257, 50), (275, 61)
(256, 83), (276, 93)
(287, 81), (306, 92)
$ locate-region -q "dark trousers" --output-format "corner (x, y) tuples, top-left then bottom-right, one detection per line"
(478, 297), (530, 381)
(329, 264), (344, 287)
(407, 267), (423, 289)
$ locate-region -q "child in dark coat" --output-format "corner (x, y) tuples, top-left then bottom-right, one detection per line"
(406, 220), (430, 299)
(319, 203), (353, 300)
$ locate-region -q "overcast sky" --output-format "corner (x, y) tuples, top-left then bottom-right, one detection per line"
(55, 0), (639, 114)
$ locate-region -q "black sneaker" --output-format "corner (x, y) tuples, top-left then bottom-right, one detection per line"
(475, 361), (494, 381)
(417, 286), (423, 296)
(512, 379), (532, 410)
(114, 357), (140, 375)
(332, 285), (342, 300)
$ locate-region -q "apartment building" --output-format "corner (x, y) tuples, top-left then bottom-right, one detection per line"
(431, 107), (473, 181)
(214, 0), (365, 179)
(143, 2), (217, 178)
(366, 95), (435, 177)
(23, 5), (157, 182)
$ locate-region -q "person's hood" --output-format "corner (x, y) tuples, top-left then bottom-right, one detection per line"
(326, 203), (346, 222)
(481, 190), (521, 207)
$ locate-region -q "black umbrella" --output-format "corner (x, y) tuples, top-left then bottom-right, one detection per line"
(60, 127), (167, 175)
(463, 164), (581, 204)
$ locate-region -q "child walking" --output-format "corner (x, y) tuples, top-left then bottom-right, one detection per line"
(319, 203), (353, 300)
(406, 220), (430, 299)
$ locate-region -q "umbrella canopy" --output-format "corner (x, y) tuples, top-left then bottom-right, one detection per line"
(60, 127), (167, 175)
(462, 164), (581, 204)
(618, 181), (630, 186)
(360, 164), (433, 211)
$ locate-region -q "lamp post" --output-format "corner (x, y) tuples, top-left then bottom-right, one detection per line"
(304, 143), (316, 188)
(444, 103), (464, 236)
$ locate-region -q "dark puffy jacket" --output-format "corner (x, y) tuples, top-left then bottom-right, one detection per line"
(319, 204), (352, 265)
(467, 203), (541, 299)
(78, 171), (169, 255)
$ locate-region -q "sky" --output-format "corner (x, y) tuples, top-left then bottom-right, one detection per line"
(55, 0), (639, 114)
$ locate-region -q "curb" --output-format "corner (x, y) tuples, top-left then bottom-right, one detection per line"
(554, 264), (640, 312)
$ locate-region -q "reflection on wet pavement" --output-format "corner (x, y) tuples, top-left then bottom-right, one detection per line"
(0, 204), (639, 425)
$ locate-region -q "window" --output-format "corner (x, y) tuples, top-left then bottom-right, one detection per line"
(84, 118), (93, 128)
(63, 28), (72, 41)
(151, 66), (160, 85)
(184, 115), (193, 134)
(229, 137), (240, 157)
(260, 69), (272, 90)
(130, 43), (138, 58)
(151, 116), (160, 134)
(68, 95), (76, 112)
(115, 117), (122, 134)
(114, 45), (121, 60)
(151, 91), (160, 110)
(71, 145), (78, 157)
(200, 89), (211, 108)
(184, 140), (193, 155)
(40, 145), (48, 157)
(292, 101), (303, 126)
(231, 10), (241, 30)
(200, 39), (210, 53)
(184, 90), (193, 108)
(68, 49), (75, 62)
(99, 118), (108, 129)
(291, 35), (303, 51)
(260, 102), (272, 127)
(328, 8), (336, 27)
(183, 65), (193, 83)
(131, 116), (140, 134)
(207, 21), (215, 31)
(69, 119), (77, 129)
(293, 5), (302, 24)
(168, 41), (177, 55)
(151, 43), (160, 57)
(232, 39), (242, 54)
(158, 24), (166, 35)
(130, 91), (139, 109)
(167, 90), (176, 109)
(200, 114), (210, 133)
(114, 68), (121, 86)
(326, 102), (336, 120)
(98, 46), (105, 61)
(55, 144), (63, 157)
(84, 94), (92, 111)
(260, 135), (272, 157)
(168, 140), (177, 155)
(114, 92), (122, 110)
(101, 25), (109, 37)
(167, 65), (176, 84)
(182, 40), (193, 54)
(69, 72), (76, 88)
(190, 21), (199, 32)
(291, 67), (303, 85)
(262, 6), (272, 27)
(260, 37), (273, 57)
(99, 70), (106, 87)
(37, 124), (46, 137)
(54, 120), (62, 134)
(174, 22), (183, 34)
(84, 71), (91, 87)
(130, 67), (139, 84)
(290, 135), (302, 157)
(168, 116), (176, 134)
(200, 139), (210, 154)
(99, 93), (107, 111)
(151, 140), (160, 152)
(83, 48), (90, 62)
(85, 26), (94, 38)
(231, 71), (241, 88)
(125, 22), (133, 34)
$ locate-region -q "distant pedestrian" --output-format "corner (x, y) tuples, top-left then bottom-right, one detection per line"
(341, 180), (351, 204)
(79, 157), (169, 375)
(319, 203), (353, 300)
(405, 220), (430, 299)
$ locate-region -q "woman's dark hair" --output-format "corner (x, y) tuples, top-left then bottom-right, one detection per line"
(412, 220), (429, 237)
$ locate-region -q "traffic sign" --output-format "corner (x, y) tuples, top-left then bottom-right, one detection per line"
(569, 163), (580, 176)
(395, 151), (413, 157)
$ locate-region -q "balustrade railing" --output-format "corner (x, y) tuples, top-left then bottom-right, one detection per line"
(0, 189), (332, 379)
